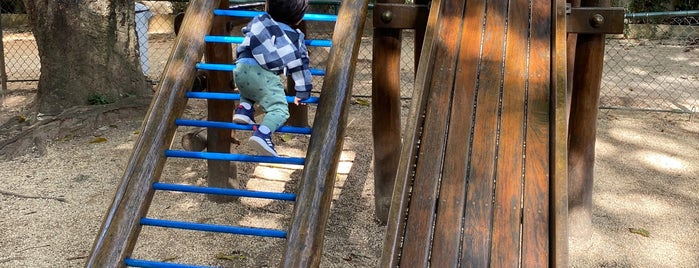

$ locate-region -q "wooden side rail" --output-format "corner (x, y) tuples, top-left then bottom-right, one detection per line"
(380, 0), (568, 266)
(85, 0), (218, 266)
(282, 0), (370, 266)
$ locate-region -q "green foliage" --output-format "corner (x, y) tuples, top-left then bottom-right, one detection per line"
(87, 93), (111, 105)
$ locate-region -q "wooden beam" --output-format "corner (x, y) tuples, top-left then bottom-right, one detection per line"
(281, 0), (369, 266)
(567, 0), (610, 247)
(85, 0), (218, 266)
(205, 0), (238, 202)
(551, 0), (570, 267)
(372, 3), (429, 29)
(371, 0), (405, 224)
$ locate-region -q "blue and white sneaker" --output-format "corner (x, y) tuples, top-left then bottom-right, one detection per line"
(249, 128), (278, 157)
(233, 104), (255, 124)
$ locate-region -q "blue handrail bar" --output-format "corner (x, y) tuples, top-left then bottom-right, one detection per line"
(153, 182), (297, 201)
(165, 150), (306, 165)
(124, 258), (212, 268)
(140, 218), (287, 238)
(185, 92), (320, 104)
(175, 119), (313, 135)
(205, 36), (332, 47)
(196, 63), (326, 76)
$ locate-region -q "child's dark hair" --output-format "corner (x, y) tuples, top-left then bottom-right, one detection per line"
(266, 0), (309, 26)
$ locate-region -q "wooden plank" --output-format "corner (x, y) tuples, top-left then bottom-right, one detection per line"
(460, 0), (510, 266)
(551, 0), (570, 266)
(489, 0), (531, 265)
(379, 0), (443, 264)
(397, 0), (466, 265)
(85, 0), (218, 266)
(522, 0), (553, 266)
(281, 0), (369, 266)
(428, 0), (482, 265)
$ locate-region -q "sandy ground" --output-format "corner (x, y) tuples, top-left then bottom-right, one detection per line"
(1, 85), (698, 267)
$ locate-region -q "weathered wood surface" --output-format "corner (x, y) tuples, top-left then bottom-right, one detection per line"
(205, 0), (238, 202)
(380, 0), (567, 266)
(281, 0), (369, 266)
(85, 0), (218, 266)
(286, 21), (311, 128)
(567, 0), (610, 245)
(371, 0), (404, 224)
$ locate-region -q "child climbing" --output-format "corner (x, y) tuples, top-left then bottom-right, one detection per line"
(232, 0), (312, 157)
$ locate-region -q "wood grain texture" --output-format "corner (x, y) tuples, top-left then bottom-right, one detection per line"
(489, 0), (530, 265)
(521, 0), (553, 267)
(397, 0), (466, 263)
(281, 0), (369, 266)
(381, 0), (561, 267)
(567, 0), (610, 248)
(428, 0), (478, 266)
(379, 0), (443, 265)
(371, 25), (403, 224)
(85, 0), (218, 266)
(461, 0), (510, 266)
(551, 0), (570, 266)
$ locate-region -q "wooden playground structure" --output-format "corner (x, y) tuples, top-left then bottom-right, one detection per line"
(86, 0), (623, 267)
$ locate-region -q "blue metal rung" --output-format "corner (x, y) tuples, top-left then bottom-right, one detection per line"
(165, 150), (305, 165)
(214, 9), (338, 22)
(124, 258), (212, 268)
(196, 63), (325, 76)
(185, 92), (320, 104)
(205, 36), (332, 47)
(153, 182), (296, 201)
(140, 218), (287, 238)
(175, 119), (312, 135)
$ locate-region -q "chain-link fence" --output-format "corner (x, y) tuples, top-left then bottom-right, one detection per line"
(1, 2), (697, 112)
(602, 11), (699, 112)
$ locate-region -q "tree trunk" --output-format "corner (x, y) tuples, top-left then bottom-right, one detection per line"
(24, 0), (150, 114)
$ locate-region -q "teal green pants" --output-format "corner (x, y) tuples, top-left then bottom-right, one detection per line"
(233, 63), (289, 132)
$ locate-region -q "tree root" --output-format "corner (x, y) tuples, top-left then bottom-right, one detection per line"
(0, 97), (150, 160)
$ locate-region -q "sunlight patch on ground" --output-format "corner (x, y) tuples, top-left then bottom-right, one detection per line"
(637, 150), (688, 172)
(242, 164), (301, 208)
(637, 240), (693, 268)
(332, 150), (356, 201)
(594, 139), (618, 157)
(596, 191), (675, 218)
(607, 127), (694, 156)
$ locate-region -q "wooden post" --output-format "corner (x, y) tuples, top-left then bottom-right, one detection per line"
(0, 16), (7, 102)
(286, 21), (310, 127)
(567, 0), (609, 245)
(205, 0), (238, 202)
(371, 0), (404, 224)
(85, 0), (217, 265)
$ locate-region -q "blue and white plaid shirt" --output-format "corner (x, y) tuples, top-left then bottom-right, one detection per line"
(236, 13), (312, 99)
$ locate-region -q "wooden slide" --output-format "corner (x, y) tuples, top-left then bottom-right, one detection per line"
(380, 0), (568, 267)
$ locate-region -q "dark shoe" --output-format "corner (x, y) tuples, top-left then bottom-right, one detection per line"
(249, 129), (278, 157)
(233, 104), (255, 124)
